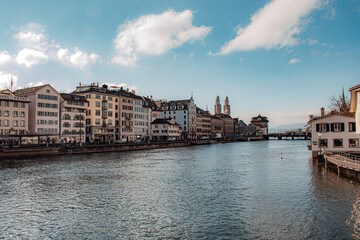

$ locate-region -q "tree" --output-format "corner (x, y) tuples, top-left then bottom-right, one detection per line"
(329, 88), (350, 114)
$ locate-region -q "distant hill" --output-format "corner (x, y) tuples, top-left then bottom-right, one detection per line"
(270, 123), (307, 132)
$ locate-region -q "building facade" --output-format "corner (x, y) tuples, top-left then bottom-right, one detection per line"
(134, 96), (150, 140)
(159, 97), (197, 140)
(60, 93), (89, 143)
(0, 90), (29, 147)
(249, 115), (269, 136)
(14, 84), (61, 142)
(196, 107), (212, 139)
(73, 83), (117, 142)
(150, 118), (180, 141)
(310, 113), (358, 158)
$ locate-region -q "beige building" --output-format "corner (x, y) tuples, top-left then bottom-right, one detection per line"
(211, 115), (223, 138)
(60, 93), (89, 143)
(73, 83), (117, 143)
(0, 90), (29, 146)
(196, 107), (211, 139)
(151, 118), (180, 141)
(118, 91), (135, 142)
(215, 113), (234, 139)
(14, 84), (61, 142)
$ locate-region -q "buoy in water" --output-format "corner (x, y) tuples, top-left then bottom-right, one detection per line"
(281, 152), (283, 160)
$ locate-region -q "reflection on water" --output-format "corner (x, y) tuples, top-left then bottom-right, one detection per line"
(0, 141), (360, 239)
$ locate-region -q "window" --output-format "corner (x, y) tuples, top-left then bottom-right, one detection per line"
(13, 120), (18, 127)
(331, 122), (344, 132)
(21, 111), (25, 117)
(333, 139), (343, 147)
(38, 94), (58, 101)
(21, 120), (25, 127)
(319, 139), (327, 147)
(13, 102), (18, 107)
(349, 139), (359, 148)
(95, 101), (101, 107)
(95, 119), (100, 125)
(95, 95), (100, 99)
(349, 122), (356, 132)
(316, 123), (329, 132)
(13, 111), (18, 117)
(4, 111), (9, 117)
(86, 94), (91, 98)
(4, 120), (9, 127)
(95, 110), (100, 116)
(313, 141), (318, 146)
(46, 89), (50, 93)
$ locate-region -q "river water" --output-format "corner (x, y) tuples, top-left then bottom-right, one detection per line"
(1, 141), (360, 239)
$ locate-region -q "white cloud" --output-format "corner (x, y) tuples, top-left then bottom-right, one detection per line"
(219, 0), (323, 54)
(288, 58), (301, 64)
(14, 23), (48, 51)
(57, 47), (100, 68)
(10, 22), (99, 69)
(0, 71), (18, 90)
(112, 9), (212, 67)
(16, 48), (48, 68)
(27, 81), (45, 87)
(0, 51), (12, 65)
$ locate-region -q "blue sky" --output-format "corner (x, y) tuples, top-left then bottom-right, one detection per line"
(0, 0), (359, 127)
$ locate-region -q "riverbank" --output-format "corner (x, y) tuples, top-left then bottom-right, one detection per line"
(0, 139), (240, 159)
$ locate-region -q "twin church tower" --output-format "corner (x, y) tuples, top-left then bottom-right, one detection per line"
(214, 96), (230, 115)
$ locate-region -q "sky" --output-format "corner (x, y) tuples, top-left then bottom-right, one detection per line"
(0, 0), (359, 128)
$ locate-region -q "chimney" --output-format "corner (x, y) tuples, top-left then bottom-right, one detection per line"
(150, 95), (153, 100)
(126, 88), (129, 93)
(320, 107), (325, 117)
(79, 82), (82, 87)
(309, 115), (314, 121)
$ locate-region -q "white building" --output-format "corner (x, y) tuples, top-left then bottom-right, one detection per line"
(150, 118), (180, 141)
(134, 96), (150, 140)
(350, 84), (360, 134)
(309, 112), (358, 158)
(14, 84), (61, 142)
(159, 97), (196, 140)
(60, 93), (89, 143)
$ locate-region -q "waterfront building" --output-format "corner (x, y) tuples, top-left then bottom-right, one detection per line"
(214, 96), (221, 114)
(249, 115), (269, 136)
(14, 84), (61, 142)
(134, 95), (150, 140)
(349, 84), (360, 134)
(211, 115), (223, 138)
(0, 90), (30, 146)
(223, 96), (231, 115)
(118, 90), (135, 142)
(215, 113), (234, 138)
(60, 93), (89, 143)
(73, 83), (117, 142)
(196, 107), (212, 139)
(309, 109), (358, 158)
(143, 96), (162, 139)
(150, 118), (180, 141)
(159, 97), (197, 140)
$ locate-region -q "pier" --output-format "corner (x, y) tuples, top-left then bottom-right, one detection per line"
(324, 152), (360, 181)
(268, 131), (311, 140)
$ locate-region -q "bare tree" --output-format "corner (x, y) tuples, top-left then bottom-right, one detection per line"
(329, 88), (350, 114)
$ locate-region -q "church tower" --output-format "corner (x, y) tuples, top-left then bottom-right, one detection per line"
(214, 96), (221, 114)
(224, 96), (230, 115)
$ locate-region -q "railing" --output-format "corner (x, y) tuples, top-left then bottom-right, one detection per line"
(326, 152), (360, 164)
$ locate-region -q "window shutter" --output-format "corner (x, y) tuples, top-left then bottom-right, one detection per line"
(316, 124), (319, 132)
(326, 124), (330, 132)
(331, 123), (334, 132)
(341, 123), (345, 132)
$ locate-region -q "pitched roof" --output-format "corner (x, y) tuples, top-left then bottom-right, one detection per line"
(349, 84), (360, 92)
(308, 111), (355, 123)
(13, 84), (48, 96)
(151, 118), (179, 125)
(60, 93), (88, 102)
(143, 97), (160, 110)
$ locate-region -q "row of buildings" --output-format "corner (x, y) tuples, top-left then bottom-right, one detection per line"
(0, 83), (269, 146)
(309, 84), (360, 158)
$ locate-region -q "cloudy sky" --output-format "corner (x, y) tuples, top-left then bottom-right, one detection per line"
(0, 0), (359, 127)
